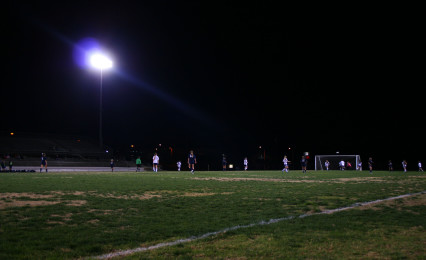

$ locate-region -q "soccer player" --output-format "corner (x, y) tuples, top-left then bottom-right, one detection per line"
(418, 161), (424, 172)
(110, 159), (115, 172)
(300, 156), (307, 173)
(40, 153), (48, 173)
(358, 160), (362, 171)
(368, 157), (373, 173)
(388, 160), (393, 171)
(324, 160), (330, 171)
(222, 154), (227, 171)
(188, 150), (197, 174)
(244, 157), (248, 171)
(152, 153), (159, 172)
(136, 156), (142, 172)
(177, 161), (182, 171)
(402, 160), (407, 172)
(346, 161), (352, 170)
(282, 155), (290, 173)
(339, 160), (345, 171)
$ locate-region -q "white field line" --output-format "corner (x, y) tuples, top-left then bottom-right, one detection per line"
(91, 191), (426, 259)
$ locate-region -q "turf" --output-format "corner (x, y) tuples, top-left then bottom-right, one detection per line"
(0, 170), (425, 259)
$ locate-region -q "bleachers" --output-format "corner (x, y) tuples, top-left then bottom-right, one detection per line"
(0, 132), (109, 163)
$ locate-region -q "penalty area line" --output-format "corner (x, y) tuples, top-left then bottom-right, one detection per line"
(91, 191), (426, 259)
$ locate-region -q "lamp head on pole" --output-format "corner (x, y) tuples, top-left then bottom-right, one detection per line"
(90, 53), (113, 70)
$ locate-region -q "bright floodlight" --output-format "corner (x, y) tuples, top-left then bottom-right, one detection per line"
(90, 53), (113, 69)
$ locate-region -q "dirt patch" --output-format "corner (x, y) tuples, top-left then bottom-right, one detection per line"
(358, 193), (426, 211)
(0, 193), (55, 199)
(87, 219), (100, 224)
(65, 200), (87, 206)
(0, 192), (88, 209)
(190, 177), (325, 183)
(333, 177), (387, 182)
(0, 200), (60, 209)
(181, 192), (216, 197)
(92, 192), (162, 200)
(50, 213), (73, 221)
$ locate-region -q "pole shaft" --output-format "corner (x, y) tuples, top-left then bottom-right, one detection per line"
(99, 69), (103, 149)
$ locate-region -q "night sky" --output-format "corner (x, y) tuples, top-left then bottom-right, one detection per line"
(4, 1), (425, 169)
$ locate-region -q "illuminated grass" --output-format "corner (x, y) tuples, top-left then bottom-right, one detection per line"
(0, 170), (425, 259)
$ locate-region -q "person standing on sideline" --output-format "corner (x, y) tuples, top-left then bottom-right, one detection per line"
(0, 160), (5, 172)
(152, 153), (159, 172)
(388, 160), (393, 171)
(300, 156), (307, 173)
(40, 153), (48, 173)
(243, 157), (248, 171)
(177, 161), (182, 171)
(324, 160), (330, 171)
(282, 155), (290, 173)
(222, 154), (227, 171)
(136, 156), (142, 172)
(418, 161), (424, 172)
(188, 150), (197, 174)
(110, 159), (115, 172)
(368, 157), (374, 173)
(402, 160), (407, 172)
(9, 160), (13, 171)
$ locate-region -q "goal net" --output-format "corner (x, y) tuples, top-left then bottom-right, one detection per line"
(315, 155), (361, 171)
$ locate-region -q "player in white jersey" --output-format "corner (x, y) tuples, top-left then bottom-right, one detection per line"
(418, 161), (424, 172)
(358, 161), (362, 171)
(177, 161), (182, 171)
(324, 160), (330, 171)
(402, 160), (407, 172)
(152, 153), (159, 172)
(339, 160), (345, 170)
(282, 156), (290, 173)
(243, 157), (248, 171)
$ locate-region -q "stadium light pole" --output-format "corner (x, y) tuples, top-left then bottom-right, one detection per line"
(90, 53), (113, 149)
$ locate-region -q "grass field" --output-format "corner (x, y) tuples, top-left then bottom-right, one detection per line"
(1, 170), (425, 259)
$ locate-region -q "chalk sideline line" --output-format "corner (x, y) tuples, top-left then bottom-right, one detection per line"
(92, 191), (426, 259)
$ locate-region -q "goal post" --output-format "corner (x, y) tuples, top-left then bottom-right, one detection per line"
(315, 155), (361, 171)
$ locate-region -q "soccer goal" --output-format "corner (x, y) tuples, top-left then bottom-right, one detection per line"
(315, 155), (361, 171)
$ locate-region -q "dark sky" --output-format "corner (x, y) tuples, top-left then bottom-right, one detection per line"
(4, 1), (425, 167)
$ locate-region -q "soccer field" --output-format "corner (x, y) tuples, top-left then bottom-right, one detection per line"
(1, 170), (425, 259)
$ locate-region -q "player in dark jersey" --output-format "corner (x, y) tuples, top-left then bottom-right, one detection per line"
(222, 154), (227, 171)
(40, 153), (48, 173)
(388, 160), (393, 171)
(188, 150), (197, 174)
(110, 159), (115, 172)
(368, 157), (373, 173)
(300, 156), (307, 173)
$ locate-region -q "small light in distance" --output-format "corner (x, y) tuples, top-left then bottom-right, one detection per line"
(10, 132), (14, 136)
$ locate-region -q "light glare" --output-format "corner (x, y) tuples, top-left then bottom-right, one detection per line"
(90, 54), (113, 69)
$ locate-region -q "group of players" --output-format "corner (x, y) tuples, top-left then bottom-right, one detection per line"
(321, 157), (424, 173)
(37, 152), (424, 173)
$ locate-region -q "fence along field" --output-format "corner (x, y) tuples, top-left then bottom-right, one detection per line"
(0, 170), (425, 259)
